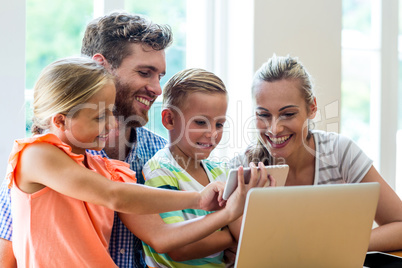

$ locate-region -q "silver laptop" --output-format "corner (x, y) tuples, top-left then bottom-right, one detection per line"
(235, 183), (380, 268)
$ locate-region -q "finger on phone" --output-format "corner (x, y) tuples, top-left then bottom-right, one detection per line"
(268, 174), (276, 187)
(257, 162), (268, 187)
(216, 181), (224, 202)
(248, 162), (259, 187)
(237, 166), (244, 188)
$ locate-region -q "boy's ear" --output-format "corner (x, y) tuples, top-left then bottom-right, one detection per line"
(162, 108), (175, 130)
(308, 97), (318, 119)
(52, 113), (67, 131)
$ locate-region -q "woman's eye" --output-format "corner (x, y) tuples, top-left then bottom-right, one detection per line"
(256, 113), (270, 118)
(283, 112), (296, 118)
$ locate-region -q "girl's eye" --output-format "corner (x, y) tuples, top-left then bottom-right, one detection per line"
(96, 115), (106, 121)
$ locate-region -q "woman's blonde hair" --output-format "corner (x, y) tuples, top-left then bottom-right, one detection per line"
(252, 54), (315, 109)
(31, 57), (114, 134)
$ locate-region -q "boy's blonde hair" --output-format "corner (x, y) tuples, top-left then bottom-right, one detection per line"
(163, 68), (227, 110)
(32, 57), (114, 134)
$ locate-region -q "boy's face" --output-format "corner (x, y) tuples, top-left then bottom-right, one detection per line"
(170, 91), (228, 163)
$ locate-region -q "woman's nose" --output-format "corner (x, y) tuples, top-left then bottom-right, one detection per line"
(268, 118), (283, 135)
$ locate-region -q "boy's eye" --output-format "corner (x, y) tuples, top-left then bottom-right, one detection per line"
(195, 120), (206, 126)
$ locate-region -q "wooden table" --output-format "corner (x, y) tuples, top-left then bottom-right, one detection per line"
(388, 251), (402, 257)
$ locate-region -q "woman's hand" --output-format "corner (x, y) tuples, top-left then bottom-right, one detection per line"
(225, 162), (273, 220)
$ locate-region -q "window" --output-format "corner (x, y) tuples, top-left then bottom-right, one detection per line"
(25, 0), (93, 136)
(342, 0), (401, 195)
(24, 0), (186, 140)
(341, 0), (380, 164)
(125, 0), (186, 139)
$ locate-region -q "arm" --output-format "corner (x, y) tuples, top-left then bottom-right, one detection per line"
(166, 227), (235, 262)
(0, 181), (15, 268)
(227, 173), (276, 242)
(16, 143), (221, 215)
(0, 238), (16, 268)
(118, 211), (236, 257)
(361, 166), (402, 251)
(119, 163), (269, 255)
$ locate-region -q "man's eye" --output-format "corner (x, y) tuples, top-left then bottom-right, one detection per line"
(195, 120), (206, 126)
(139, 71), (150, 77)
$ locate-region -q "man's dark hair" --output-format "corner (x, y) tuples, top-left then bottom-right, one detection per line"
(81, 12), (173, 68)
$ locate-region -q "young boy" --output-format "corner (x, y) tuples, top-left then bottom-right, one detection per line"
(142, 68), (242, 267)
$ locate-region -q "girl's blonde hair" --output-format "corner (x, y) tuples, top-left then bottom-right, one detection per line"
(31, 57), (114, 134)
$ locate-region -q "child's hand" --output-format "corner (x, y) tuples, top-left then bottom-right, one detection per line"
(224, 244), (238, 267)
(225, 162), (271, 220)
(198, 181), (225, 211)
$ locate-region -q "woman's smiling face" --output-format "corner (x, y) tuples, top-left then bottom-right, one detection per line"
(253, 78), (316, 160)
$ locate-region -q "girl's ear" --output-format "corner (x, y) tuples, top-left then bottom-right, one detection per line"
(52, 113), (67, 131)
(162, 108), (175, 130)
(308, 97), (318, 119)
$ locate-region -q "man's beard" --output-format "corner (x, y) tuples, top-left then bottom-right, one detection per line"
(114, 80), (149, 128)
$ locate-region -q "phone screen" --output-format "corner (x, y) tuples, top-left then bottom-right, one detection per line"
(364, 252), (402, 268)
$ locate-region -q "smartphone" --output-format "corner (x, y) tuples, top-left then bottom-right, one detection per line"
(363, 251), (402, 268)
(222, 164), (289, 200)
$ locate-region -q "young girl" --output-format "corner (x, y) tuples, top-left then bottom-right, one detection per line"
(232, 54), (402, 252)
(7, 57), (257, 267)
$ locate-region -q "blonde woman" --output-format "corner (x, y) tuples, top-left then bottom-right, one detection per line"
(232, 54), (402, 252)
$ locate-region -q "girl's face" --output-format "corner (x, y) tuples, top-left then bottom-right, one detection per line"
(253, 79), (316, 160)
(63, 82), (116, 155)
(169, 91), (227, 164)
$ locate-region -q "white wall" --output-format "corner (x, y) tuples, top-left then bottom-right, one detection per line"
(187, 0), (341, 162)
(253, 0), (342, 133)
(0, 0), (26, 184)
